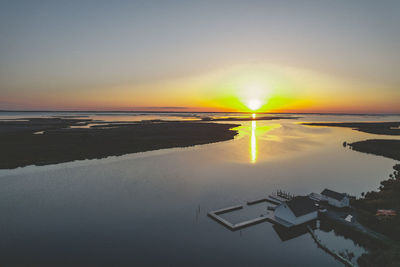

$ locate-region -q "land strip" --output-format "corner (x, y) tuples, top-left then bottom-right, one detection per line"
(0, 118), (239, 169)
(349, 139), (400, 161)
(303, 121), (400, 135)
(202, 116), (299, 121)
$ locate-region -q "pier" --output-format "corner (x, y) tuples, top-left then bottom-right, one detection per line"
(208, 191), (297, 231)
(246, 196), (281, 206)
(208, 190), (368, 265)
(208, 208), (293, 231)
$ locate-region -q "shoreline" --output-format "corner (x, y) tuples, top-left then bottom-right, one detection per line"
(303, 121), (400, 266)
(0, 118), (240, 169)
(349, 139), (400, 161)
(303, 121), (400, 135)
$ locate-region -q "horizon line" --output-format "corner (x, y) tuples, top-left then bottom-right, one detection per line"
(0, 109), (399, 116)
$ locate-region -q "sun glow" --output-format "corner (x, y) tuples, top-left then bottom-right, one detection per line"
(247, 99), (262, 111)
(239, 83), (269, 112)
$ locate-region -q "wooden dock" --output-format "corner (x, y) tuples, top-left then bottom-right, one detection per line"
(208, 209), (290, 231)
(208, 196), (294, 231)
(212, 205), (243, 215)
(208, 191), (296, 231)
(246, 196), (281, 206)
(247, 197), (268, 205)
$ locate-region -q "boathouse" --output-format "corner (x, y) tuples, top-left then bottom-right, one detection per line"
(274, 196), (318, 227)
(321, 189), (349, 208)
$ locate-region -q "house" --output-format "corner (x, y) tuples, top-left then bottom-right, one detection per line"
(321, 189), (349, 208)
(274, 196), (318, 227)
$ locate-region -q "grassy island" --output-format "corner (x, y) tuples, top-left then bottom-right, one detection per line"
(0, 118), (239, 169)
(349, 139), (400, 161)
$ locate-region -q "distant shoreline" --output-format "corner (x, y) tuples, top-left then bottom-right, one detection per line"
(1, 110), (400, 116)
(303, 121), (400, 135)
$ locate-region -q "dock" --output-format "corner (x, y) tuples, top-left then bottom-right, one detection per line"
(207, 203), (272, 231)
(208, 192), (299, 230)
(268, 194), (286, 203)
(246, 197), (268, 205)
(246, 196), (281, 206)
(208, 190), (298, 231)
(212, 205), (243, 215)
(208, 208), (293, 231)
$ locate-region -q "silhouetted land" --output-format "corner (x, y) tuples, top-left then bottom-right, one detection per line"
(202, 116), (300, 121)
(0, 118), (239, 169)
(349, 139), (400, 161)
(303, 121), (400, 135)
(352, 164), (400, 267)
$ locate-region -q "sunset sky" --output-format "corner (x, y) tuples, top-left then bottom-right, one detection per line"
(1, 0), (399, 113)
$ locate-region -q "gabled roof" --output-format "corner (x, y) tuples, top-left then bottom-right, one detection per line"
(321, 189), (346, 201)
(286, 196), (318, 217)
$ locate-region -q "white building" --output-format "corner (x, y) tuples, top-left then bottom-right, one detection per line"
(321, 189), (349, 208)
(274, 196), (318, 227)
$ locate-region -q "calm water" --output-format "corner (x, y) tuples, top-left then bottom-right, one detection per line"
(0, 112), (399, 266)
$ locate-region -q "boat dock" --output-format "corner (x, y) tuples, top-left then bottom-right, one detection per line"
(246, 196), (281, 206)
(208, 208), (293, 231)
(208, 191), (296, 231)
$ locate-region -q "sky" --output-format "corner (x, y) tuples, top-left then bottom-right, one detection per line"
(0, 0), (399, 113)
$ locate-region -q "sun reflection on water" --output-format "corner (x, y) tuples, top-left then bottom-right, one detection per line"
(251, 120), (257, 163)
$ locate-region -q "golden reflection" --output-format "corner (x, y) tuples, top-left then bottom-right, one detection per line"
(250, 120), (257, 163)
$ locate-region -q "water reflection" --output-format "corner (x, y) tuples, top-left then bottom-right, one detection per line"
(250, 120), (257, 163)
(1, 113), (399, 266)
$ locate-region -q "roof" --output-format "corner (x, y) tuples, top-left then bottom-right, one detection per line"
(376, 210), (397, 216)
(321, 189), (346, 201)
(286, 196), (318, 217)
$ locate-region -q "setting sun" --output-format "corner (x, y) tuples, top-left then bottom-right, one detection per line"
(247, 99), (262, 111)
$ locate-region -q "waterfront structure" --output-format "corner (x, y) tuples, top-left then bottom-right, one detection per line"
(321, 189), (350, 208)
(274, 196), (318, 227)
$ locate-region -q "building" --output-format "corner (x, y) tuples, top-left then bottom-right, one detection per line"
(321, 189), (349, 208)
(376, 209), (396, 216)
(274, 196), (318, 227)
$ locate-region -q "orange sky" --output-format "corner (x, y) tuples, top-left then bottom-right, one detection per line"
(1, 2), (399, 113)
(4, 64), (396, 114)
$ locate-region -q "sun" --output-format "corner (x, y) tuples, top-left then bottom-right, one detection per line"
(247, 99), (262, 111)
(240, 83), (269, 111)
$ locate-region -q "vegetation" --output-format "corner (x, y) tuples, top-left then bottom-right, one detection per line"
(0, 118), (239, 169)
(349, 139), (400, 161)
(352, 165), (400, 239)
(352, 164), (400, 267)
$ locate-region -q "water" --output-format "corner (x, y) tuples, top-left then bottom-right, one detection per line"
(0, 112), (399, 266)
